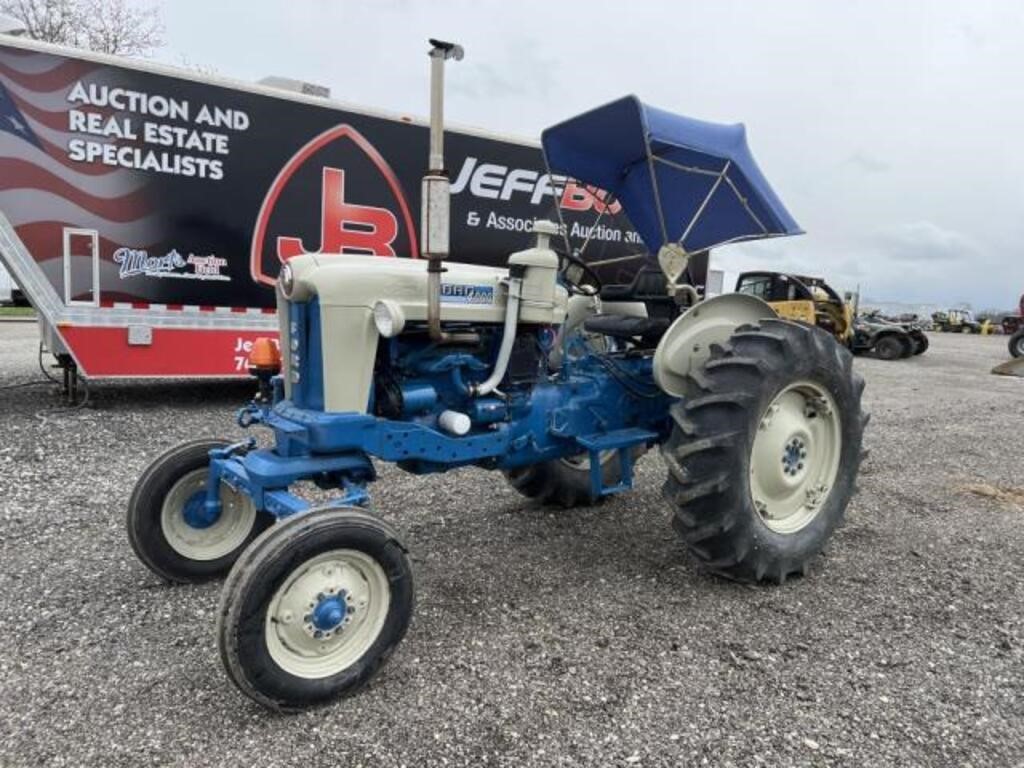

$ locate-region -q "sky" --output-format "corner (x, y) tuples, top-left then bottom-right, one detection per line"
(154, 0), (1024, 310)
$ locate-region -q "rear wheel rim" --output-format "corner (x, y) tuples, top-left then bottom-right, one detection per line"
(749, 381), (842, 535)
(264, 549), (390, 679)
(160, 469), (256, 561)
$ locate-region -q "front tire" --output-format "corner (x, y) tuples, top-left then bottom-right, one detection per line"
(217, 507), (414, 711)
(1009, 329), (1024, 358)
(661, 319), (867, 584)
(127, 439), (271, 583)
(873, 334), (905, 361)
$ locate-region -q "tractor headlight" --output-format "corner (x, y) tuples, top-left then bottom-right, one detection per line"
(279, 262), (295, 298)
(373, 300), (406, 338)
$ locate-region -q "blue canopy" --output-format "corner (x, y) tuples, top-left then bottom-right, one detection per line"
(541, 96), (802, 254)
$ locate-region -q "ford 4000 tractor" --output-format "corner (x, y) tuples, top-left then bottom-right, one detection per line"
(127, 41), (866, 711)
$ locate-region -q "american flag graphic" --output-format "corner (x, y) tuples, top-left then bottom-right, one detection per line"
(0, 48), (160, 301)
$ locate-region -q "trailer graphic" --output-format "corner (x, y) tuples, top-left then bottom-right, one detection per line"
(0, 37), (705, 381)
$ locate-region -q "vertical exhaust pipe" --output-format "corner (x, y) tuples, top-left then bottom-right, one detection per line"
(422, 39), (472, 344)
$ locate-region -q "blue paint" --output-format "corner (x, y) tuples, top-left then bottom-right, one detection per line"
(311, 593), (348, 632)
(783, 438), (806, 475)
(289, 299), (324, 412)
(207, 300), (679, 517)
(468, 397), (506, 424)
(182, 490), (218, 529)
(207, 448), (374, 519)
(400, 384), (437, 415)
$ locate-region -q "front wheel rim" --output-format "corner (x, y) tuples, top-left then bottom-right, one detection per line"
(265, 550), (390, 679)
(160, 469), (257, 561)
(749, 381), (843, 535)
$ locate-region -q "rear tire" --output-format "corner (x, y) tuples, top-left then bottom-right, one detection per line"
(127, 439), (272, 583)
(218, 507), (414, 712)
(503, 448), (645, 508)
(911, 332), (929, 355)
(1009, 329), (1024, 358)
(661, 319), (867, 584)
(873, 335), (905, 361)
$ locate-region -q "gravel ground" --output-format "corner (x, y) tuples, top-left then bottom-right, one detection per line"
(1, 322), (1022, 767)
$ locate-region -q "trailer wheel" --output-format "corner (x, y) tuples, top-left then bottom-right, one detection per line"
(1009, 329), (1024, 358)
(661, 319), (867, 584)
(217, 507), (413, 711)
(503, 447), (645, 508)
(873, 334), (905, 361)
(127, 439), (271, 583)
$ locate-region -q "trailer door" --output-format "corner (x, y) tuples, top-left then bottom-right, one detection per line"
(62, 228), (99, 307)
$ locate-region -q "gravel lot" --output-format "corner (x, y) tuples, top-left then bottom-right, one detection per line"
(1, 321), (1022, 767)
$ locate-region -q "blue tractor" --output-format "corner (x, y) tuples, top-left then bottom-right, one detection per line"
(127, 41), (866, 710)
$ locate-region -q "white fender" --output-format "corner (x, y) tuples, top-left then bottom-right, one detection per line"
(653, 293), (777, 397)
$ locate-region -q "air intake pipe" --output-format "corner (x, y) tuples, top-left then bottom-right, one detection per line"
(470, 271), (523, 396)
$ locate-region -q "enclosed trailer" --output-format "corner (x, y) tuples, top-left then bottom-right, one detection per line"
(0, 36), (710, 381)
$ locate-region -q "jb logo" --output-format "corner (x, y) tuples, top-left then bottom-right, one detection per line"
(276, 168), (399, 259)
(250, 124), (419, 286)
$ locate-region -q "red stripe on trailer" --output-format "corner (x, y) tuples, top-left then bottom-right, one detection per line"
(56, 325), (279, 378)
(0, 158), (150, 220)
(82, 299), (276, 314)
(0, 58), (91, 90)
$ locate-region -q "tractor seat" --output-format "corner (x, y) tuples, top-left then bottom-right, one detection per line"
(584, 266), (678, 344)
(583, 314), (670, 344)
(600, 267), (673, 305)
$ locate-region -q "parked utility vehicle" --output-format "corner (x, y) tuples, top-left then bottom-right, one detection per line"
(852, 310), (928, 359)
(734, 271), (852, 344)
(932, 309), (981, 334)
(128, 42), (867, 711)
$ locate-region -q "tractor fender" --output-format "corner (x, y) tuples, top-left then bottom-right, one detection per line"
(653, 293), (777, 397)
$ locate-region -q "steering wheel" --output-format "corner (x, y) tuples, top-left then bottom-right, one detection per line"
(560, 252), (602, 296)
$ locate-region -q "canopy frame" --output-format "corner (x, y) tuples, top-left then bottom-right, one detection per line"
(541, 96), (801, 262)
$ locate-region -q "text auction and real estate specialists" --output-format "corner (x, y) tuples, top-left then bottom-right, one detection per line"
(65, 81), (250, 179)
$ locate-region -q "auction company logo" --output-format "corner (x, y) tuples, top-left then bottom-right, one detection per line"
(249, 124), (419, 286)
(114, 247), (228, 281)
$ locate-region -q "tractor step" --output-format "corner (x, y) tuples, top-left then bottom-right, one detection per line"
(576, 428), (658, 498)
